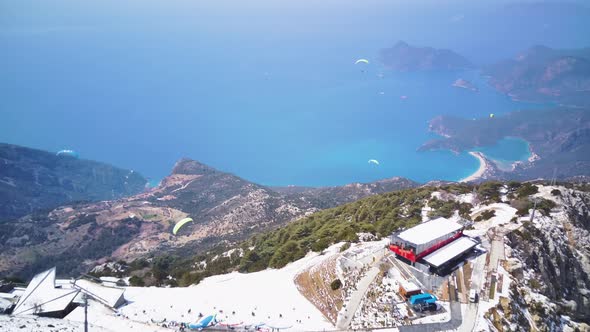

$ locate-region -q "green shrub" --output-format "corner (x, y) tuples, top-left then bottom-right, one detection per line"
(481, 209), (496, 220)
(429, 200), (470, 219)
(536, 199), (556, 216)
(517, 228), (532, 241)
(477, 182), (503, 203)
(311, 237), (331, 252)
(428, 198), (444, 209)
(340, 242), (351, 252)
(550, 189), (561, 196)
(1, 276), (25, 284)
(529, 278), (542, 290)
(507, 181), (522, 190)
(129, 275), (145, 286)
(330, 279), (342, 290)
(269, 240), (303, 268)
(458, 203), (474, 219)
(516, 183), (538, 198)
(511, 199), (532, 216)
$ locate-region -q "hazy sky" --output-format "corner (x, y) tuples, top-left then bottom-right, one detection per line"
(1, 0), (589, 184)
(2, 0), (589, 63)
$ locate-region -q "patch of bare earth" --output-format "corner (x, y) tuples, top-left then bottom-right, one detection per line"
(463, 262), (473, 288)
(294, 255), (343, 324)
(439, 280), (450, 301)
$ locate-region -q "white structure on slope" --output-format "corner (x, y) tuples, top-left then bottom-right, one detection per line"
(12, 268), (79, 317)
(12, 267), (126, 318)
(423, 237), (478, 268)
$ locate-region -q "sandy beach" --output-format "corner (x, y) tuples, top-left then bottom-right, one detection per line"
(460, 151), (487, 182)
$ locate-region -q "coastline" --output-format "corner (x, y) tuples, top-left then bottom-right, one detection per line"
(460, 151), (488, 182)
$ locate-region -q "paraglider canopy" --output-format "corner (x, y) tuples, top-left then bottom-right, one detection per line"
(355, 58), (369, 65)
(173, 217), (194, 235)
(56, 149), (79, 158)
(368, 159), (380, 165)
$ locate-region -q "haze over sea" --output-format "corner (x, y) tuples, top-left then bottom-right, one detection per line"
(2, 0), (589, 186)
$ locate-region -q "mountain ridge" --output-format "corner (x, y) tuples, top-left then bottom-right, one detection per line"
(485, 45), (590, 107)
(0, 158), (418, 279)
(0, 143), (147, 222)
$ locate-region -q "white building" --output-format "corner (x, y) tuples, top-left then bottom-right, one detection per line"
(11, 267), (126, 318)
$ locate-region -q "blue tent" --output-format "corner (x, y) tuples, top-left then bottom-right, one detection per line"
(409, 293), (437, 305)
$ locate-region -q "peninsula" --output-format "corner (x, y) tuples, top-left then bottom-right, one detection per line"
(419, 108), (590, 180)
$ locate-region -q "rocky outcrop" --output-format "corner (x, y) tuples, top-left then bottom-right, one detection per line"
(0, 143), (147, 221)
(505, 188), (590, 326)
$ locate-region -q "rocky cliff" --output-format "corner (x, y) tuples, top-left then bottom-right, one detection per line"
(500, 186), (590, 329)
(0, 143), (147, 221)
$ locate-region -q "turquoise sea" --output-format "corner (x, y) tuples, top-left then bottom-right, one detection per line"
(475, 137), (532, 171)
(1, 0), (587, 186)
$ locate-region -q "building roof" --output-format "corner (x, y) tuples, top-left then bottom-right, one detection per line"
(0, 298), (12, 312)
(397, 217), (463, 245)
(399, 281), (420, 292)
(73, 279), (125, 308)
(12, 268), (126, 317)
(99, 277), (123, 284)
(423, 237), (477, 267)
(12, 268), (79, 316)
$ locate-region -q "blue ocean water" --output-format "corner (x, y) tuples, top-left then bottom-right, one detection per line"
(475, 137), (531, 171)
(1, 0), (588, 186)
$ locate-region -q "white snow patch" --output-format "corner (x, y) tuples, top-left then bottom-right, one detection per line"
(458, 193), (476, 205)
(114, 245), (344, 331)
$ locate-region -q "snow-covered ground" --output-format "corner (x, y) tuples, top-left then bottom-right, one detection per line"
(465, 203), (517, 238)
(1, 313), (113, 332)
(106, 245), (340, 331)
(66, 302), (168, 332)
(411, 301), (451, 325)
(458, 193), (476, 205)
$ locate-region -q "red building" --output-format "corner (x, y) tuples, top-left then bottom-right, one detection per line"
(389, 217), (464, 263)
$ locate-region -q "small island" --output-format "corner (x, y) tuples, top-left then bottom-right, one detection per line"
(452, 78), (478, 92)
(379, 41), (473, 72)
